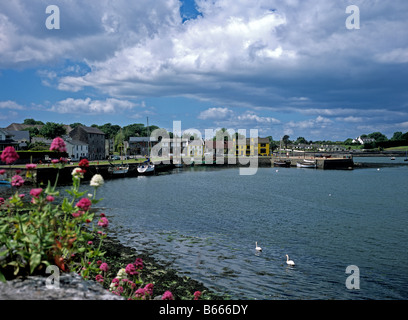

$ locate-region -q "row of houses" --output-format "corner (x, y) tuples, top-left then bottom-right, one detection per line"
(0, 124), (106, 161)
(1, 123), (273, 160)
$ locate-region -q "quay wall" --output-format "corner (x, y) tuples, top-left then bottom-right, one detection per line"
(1, 156), (355, 186)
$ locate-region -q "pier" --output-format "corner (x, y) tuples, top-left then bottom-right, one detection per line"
(0, 155), (356, 186)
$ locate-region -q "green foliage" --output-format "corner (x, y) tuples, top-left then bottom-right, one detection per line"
(23, 119), (44, 125)
(39, 122), (67, 139)
(0, 165), (105, 281)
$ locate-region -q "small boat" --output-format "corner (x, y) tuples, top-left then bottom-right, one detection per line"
(273, 160), (291, 167)
(108, 164), (129, 175)
(297, 161), (317, 168)
(391, 157), (396, 160)
(137, 161), (155, 174)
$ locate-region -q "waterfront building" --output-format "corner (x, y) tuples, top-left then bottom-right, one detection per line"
(233, 137), (270, 156)
(69, 125), (105, 160)
(65, 140), (89, 160)
(186, 139), (204, 157)
(129, 137), (158, 156)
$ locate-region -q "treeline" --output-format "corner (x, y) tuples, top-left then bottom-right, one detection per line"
(19, 119), (160, 153)
(344, 131), (408, 149)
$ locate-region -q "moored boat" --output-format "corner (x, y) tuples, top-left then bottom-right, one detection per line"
(296, 161), (317, 168)
(137, 161), (155, 174)
(108, 164), (129, 175)
(273, 160), (291, 167)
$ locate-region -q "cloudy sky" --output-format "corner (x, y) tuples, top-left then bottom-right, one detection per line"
(0, 0), (407, 141)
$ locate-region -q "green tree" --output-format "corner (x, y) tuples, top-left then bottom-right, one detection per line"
(391, 132), (403, 141)
(282, 135), (291, 148)
(368, 132), (388, 142)
(39, 122), (66, 139)
(93, 123), (121, 139)
(23, 118), (44, 125)
(70, 122), (84, 130)
(114, 129), (125, 153)
(295, 137), (307, 144)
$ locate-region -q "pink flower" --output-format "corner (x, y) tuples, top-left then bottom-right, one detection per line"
(29, 188), (43, 198)
(1, 146), (19, 164)
(51, 159), (59, 164)
(99, 262), (109, 272)
(0, 198), (5, 205)
(26, 163), (37, 170)
(0, 169), (5, 175)
(50, 137), (67, 153)
(11, 175), (24, 188)
(87, 241), (93, 245)
(125, 263), (138, 276)
(161, 290), (174, 300)
(95, 274), (104, 283)
(193, 291), (202, 300)
(98, 217), (109, 228)
(72, 212), (80, 218)
(79, 159), (89, 168)
(46, 195), (54, 202)
(75, 197), (92, 211)
(134, 288), (146, 299)
(144, 283), (154, 296)
(134, 258), (143, 270)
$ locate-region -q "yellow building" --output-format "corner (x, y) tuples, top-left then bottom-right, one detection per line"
(186, 140), (204, 157)
(233, 137), (270, 156)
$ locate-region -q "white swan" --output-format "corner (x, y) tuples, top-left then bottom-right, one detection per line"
(255, 242), (262, 251)
(286, 254), (295, 266)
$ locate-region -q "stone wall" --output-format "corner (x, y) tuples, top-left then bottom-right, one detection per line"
(0, 273), (123, 300)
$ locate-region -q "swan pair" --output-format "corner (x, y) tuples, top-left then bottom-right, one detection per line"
(255, 242), (296, 266)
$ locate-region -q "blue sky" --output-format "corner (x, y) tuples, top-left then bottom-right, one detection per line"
(0, 0), (407, 141)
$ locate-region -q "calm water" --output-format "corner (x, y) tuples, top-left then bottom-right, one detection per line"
(92, 157), (408, 300)
(4, 158), (406, 299)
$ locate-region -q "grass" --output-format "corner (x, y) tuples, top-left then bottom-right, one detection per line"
(384, 146), (408, 151)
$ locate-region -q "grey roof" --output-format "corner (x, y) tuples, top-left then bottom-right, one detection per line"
(65, 139), (88, 146)
(78, 126), (105, 135)
(5, 130), (30, 141)
(129, 137), (158, 142)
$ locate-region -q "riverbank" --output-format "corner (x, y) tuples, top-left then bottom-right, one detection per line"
(0, 232), (227, 300)
(96, 233), (227, 300)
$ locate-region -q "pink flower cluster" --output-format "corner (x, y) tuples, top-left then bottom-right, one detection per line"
(30, 188), (43, 198)
(79, 159), (89, 168)
(75, 197), (92, 211)
(125, 258), (144, 276)
(11, 175), (24, 187)
(134, 283), (154, 300)
(97, 217), (109, 228)
(26, 163), (37, 170)
(50, 137), (67, 153)
(99, 262), (109, 272)
(162, 290), (174, 300)
(1, 146), (19, 164)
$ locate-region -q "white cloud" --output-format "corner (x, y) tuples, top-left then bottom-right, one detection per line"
(198, 107), (233, 120)
(0, 100), (25, 110)
(237, 112), (280, 124)
(51, 98), (136, 114)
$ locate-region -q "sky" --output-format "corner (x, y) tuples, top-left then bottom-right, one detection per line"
(0, 0), (407, 141)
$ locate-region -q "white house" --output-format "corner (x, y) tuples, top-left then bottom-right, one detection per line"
(65, 140), (89, 160)
(352, 136), (376, 145)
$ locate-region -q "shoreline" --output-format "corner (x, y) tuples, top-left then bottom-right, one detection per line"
(97, 233), (227, 300)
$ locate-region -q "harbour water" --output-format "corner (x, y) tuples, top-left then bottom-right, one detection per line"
(3, 157), (404, 299)
(91, 157), (408, 300)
